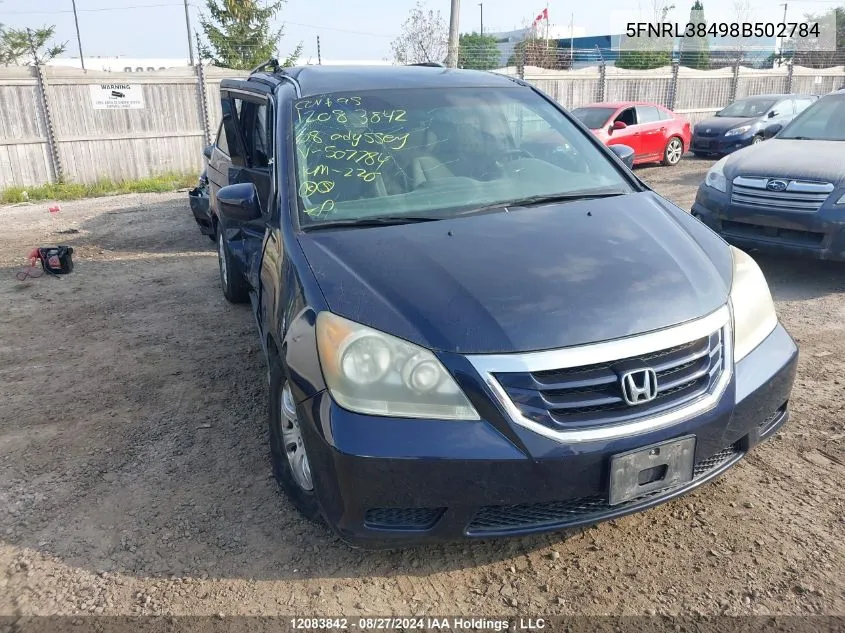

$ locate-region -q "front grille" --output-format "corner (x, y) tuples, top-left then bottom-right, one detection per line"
(721, 220), (825, 247)
(363, 507), (445, 531)
(730, 176), (833, 213)
(466, 443), (741, 534)
(493, 329), (725, 432)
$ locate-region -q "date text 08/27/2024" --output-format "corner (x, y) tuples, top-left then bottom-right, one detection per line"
(625, 21), (821, 39)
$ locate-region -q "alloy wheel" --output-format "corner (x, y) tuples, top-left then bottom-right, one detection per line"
(218, 231), (228, 287)
(666, 138), (682, 164)
(280, 382), (313, 491)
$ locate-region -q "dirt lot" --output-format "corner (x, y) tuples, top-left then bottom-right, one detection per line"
(1, 157), (844, 619)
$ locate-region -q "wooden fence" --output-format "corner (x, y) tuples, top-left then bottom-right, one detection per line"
(0, 62), (843, 189)
(0, 65), (241, 189)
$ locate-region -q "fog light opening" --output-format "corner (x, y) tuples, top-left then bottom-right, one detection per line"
(759, 402), (788, 437)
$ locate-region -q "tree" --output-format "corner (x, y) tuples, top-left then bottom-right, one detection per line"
(679, 1), (710, 69)
(457, 32), (500, 70)
(506, 37), (572, 70)
(616, 0), (674, 69)
(0, 25), (65, 66)
(615, 47), (672, 69)
(730, 0), (753, 62)
(787, 7), (844, 68)
(199, 0), (301, 70)
(390, 1), (448, 65)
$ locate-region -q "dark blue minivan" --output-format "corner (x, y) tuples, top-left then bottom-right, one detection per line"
(205, 63), (798, 548)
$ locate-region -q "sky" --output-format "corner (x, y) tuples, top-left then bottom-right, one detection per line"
(0, 0), (841, 62)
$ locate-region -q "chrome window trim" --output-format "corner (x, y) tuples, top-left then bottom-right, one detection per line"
(466, 305), (733, 443)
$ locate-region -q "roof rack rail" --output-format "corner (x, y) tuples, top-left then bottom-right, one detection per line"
(249, 58), (282, 75)
(407, 62), (445, 67)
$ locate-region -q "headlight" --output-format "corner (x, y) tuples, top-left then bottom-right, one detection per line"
(315, 312), (480, 420)
(725, 125), (751, 137)
(730, 247), (778, 362)
(704, 156), (728, 193)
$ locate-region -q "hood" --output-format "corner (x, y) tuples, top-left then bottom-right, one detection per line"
(724, 139), (845, 187)
(298, 192), (732, 355)
(696, 116), (757, 134)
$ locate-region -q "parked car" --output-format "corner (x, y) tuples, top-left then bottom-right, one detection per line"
(692, 89), (845, 261)
(207, 63), (797, 548)
(690, 93), (818, 156)
(189, 145), (215, 240)
(570, 101), (691, 166)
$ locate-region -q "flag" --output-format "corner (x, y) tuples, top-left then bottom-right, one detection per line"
(532, 8), (548, 26)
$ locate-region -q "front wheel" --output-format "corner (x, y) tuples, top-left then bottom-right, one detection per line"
(751, 135), (764, 145)
(662, 137), (684, 166)
(268, 353), (322, 521)
(217, 228), (249, 304)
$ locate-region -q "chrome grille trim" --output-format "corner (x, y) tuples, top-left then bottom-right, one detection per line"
(730, 176), (834, 212)
(466, 305), (733, 443)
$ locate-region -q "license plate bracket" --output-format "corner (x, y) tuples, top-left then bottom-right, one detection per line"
(608, 436), (696, 506)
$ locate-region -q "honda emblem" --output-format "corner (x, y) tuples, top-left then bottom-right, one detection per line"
(620, 368), (658, 405)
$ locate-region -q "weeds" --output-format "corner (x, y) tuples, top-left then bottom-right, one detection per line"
(0, 173), (198, 205)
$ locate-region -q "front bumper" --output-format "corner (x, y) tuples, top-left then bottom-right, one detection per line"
(692, 185), (845, 261)
(691, 133), (755, 155)
(189, 184), (214, 236)
(295, 324), (798, 548)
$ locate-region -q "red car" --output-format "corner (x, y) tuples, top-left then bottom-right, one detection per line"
(570, 101), (691, 167)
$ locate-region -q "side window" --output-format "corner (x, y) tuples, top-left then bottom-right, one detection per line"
(238, 100), (272, 169)
(615, 108), (637, 126)
(253, 103), (271, 168)
(773, 99), (793, 116)
(635, 106), (661, 124)
(214, 121), (228, 156)
(221, 96), (246, 167)
(793, 97), (814, 114)
(657, 108), (673, 121)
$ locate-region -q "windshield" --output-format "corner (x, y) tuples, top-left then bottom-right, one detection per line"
(571, 107), (616, 129)
(716, 97), (776, 118)
(777, 94), (845, 141)
(292, 88), (633, 226)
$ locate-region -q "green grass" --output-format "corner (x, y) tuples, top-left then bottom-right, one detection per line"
(0, 173), (198, 205)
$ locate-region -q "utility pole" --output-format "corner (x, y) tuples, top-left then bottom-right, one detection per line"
(71, 0), (85, 70)
(478, 3), (483, 36)
(184, 0), (196, 66)
(779, 3), (787, 66)
(446, 0), (460, 68)
(317, 36), (322, 65)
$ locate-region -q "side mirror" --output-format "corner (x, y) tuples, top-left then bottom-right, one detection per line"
(613, 120), (628, 130)
(203, 144), (213, 160)
(609, 144), (635, 169)
(764, 123), (783, 139)
(768, 110), (777, 118)
(217, 182), (261, 222)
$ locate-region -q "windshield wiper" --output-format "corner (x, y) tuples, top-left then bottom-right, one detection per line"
(302, 215), (442, 231)
(460, 191), (627, 215)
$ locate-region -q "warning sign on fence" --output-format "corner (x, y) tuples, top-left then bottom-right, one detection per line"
(89, 84), (145, 110)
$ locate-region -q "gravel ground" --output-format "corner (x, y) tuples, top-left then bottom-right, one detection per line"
(1, 156), (843, 618)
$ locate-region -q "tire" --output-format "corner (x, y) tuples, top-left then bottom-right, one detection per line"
(751, 135), (764, 145)
(268, 352), (322, 522)
(662, 136), (684, 166)
(217, 227), (249, 303)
